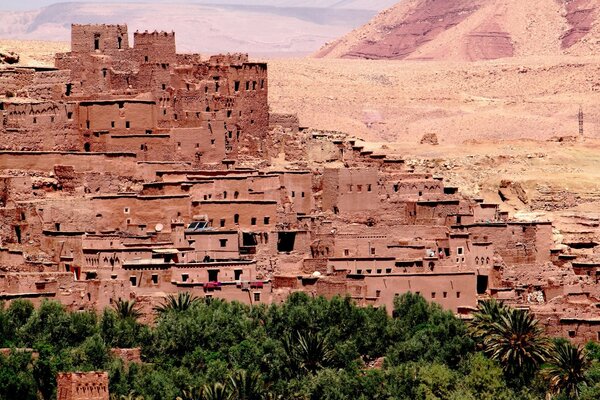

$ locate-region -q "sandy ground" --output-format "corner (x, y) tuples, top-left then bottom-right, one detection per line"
(268, 56), (600, 145)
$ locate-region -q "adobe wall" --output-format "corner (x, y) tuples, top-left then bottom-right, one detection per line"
(57, 371), (109, 400)
(133, 31), (177, 64)
(191, 200), (277, 230)
(71, 24), (129, 53)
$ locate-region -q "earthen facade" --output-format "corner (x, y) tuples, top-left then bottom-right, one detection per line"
(1, 24), (598, 343)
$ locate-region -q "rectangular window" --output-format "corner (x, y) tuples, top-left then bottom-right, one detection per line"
(129, 276), (137, 287)
(386, 268), (392, 273)
(264, 217), (270, 225)
(344, 249), (349, 256)
(182, 274), (189, 282)
(125, 121), (130, 129)
(457, 247), (464, 255)
(151, 274), (158, 285)
(251, 217), (257, 226)
(234, 81), (240, 92)
(220, 219), (226, 227)
(219, 239), (228, 248)
(235, 270), (243, 280)
(253, 292), (261, 302)
(443, 292), (447, 298)
(376, 269), (382, 274)
(456, 292), (461, 298)
(431, 292), (436, 298)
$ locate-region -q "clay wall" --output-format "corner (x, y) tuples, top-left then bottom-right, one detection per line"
(191, 200), (277, 230)
(328, 258), (396, 275)
(170, 262), (256, 284)
(384, 179), (444, 197)
(322, 168), (379, 213)
(57, 371), (109, 400)
(0, 248), (25, 268)
(473, 203), (498, 222)
(71, 24), (129, 53)
(185, 231), (240, 260)
(170, 126), (227, 165)
(0, 176), (32, 206)
(415, 201), (461, 225)
(468, 223), (551, 265)
(0, 152), (139, 177)
(78, 101), (156, 133)
(363, 272), (477, 313)
(107, 134), (172, 161)
(269, 113), (299, 132)
(280, 172), (313, 214)
(91, 195), (191, 232)
(133, 31), (177, 64)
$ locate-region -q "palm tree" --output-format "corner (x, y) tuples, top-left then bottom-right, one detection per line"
(283, 330), (335, 374)
(202, 383), (233, 400)
(176, 387), (203, 400)
(228, 370), (265, 400)
(483, 307), (551, 383)
(545, 341), (590, 399)
(113, 299), (142, 321)
(154, 292), (200, 314)
(110, 391), (144, 400)
(469, 298), (504, 344)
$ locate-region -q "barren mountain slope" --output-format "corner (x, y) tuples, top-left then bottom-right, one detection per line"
(315, 0), (600, 61)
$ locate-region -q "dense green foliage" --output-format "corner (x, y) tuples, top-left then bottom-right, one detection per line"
(0, 293), (599, 399)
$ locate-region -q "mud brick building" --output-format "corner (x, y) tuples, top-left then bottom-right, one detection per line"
(1, 24), (600, 343)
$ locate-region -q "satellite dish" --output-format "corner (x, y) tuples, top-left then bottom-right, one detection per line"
(155, 223), (164, 232)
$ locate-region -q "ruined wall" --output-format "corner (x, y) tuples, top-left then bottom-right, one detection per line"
(57, 371), (109, 400)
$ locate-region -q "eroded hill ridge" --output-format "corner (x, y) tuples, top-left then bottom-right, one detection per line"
(315, 0), (600, 61)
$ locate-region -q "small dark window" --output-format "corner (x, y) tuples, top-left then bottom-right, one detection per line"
(182, 273), (189, 282)
(253, 292), (261, 302)
(234, 214), (239, 224)
(251, 217), (257, 226)
(65, 83), (72, 96)
(86, 120), (90, 129)
(125, 121), (130, 129)
(264, 217), (270, 225)
(386, 268), (392, 273)
(144, 55), (149, 62)
(162, 84), (166, 90)
(151, 274), (158, 284)
(219, 239), (228, 248)
(456, 292), (461, 298)
(84, 142), (91, 152)
(111, 121), (115, 128)
(117, 36), (122, 49)
(94, 35), (100, 50)
(234, 81), (240, 92)
(431, 292), (436, 299)
(67, 111), (73, 119)
(220, 219), (226, 227)
(129, 276), (137, 287)
(568, 330), (576, 338)
(291, 191), (295, 198)
(246, 81), (250, 91)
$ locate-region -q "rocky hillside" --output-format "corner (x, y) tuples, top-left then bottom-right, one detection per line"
(315, 0), (600, 61)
